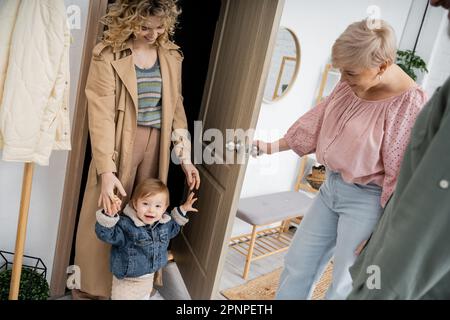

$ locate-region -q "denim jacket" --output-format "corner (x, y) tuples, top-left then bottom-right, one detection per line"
(95, 204), (189, 279)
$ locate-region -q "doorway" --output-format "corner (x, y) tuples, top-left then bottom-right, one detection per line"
(67, 0), (222, 264)
(50, 0), (221, 297)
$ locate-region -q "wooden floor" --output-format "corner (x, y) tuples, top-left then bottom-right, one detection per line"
(161, 224), (294, 300)
(159, 242), (289, 300)
(216, 241), (288, 299)
(151, 241), (288, 300)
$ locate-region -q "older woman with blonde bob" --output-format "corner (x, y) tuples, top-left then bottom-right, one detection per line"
(255, 19), (428, 299)
(73, 0), (200, 299)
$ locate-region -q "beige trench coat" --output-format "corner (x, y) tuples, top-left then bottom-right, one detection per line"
(74, 39), (190, 297)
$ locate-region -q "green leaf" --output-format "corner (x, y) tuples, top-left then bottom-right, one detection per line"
(396, 49), (428, 80)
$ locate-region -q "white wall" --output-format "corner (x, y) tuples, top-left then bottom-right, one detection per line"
(0, 0), (89, 282)
(422, 12), (450, 96)
(232, 0), (414, 236)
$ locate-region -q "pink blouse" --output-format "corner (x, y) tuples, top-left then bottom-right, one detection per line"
(284, 81), (427, 207)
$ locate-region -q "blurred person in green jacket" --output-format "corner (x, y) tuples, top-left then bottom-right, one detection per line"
(348, 0), (450, 299)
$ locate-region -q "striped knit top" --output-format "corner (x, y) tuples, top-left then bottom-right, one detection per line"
(135, 59), (163, 128)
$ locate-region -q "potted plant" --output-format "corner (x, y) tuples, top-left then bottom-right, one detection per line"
(0, 268), (49, 300)
(396, 49), (428, 81)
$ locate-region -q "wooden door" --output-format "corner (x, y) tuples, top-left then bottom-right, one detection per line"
(172, 0), (284, 299)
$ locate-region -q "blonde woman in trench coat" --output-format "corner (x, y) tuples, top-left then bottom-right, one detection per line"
(73, 0), (200, 299)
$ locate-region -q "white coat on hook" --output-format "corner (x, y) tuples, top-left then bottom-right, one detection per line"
(0, 0), (71, 166)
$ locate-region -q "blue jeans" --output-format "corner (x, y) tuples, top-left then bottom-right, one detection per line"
(276, 171), (383, 299)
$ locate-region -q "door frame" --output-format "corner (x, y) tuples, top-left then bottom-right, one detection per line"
(50, 0), (284, 298)
(50, 0), (109, 297)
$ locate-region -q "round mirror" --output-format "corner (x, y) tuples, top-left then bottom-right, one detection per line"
(263, 27), (301, 103)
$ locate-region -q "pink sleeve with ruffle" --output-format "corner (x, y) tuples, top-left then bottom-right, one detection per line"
(284, 81), (345, 156)
(380, 89), (428, 207)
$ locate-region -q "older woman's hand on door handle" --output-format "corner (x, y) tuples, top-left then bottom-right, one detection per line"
(98, 172), (127, 215)
(181, 162), (201, 191)
(252, 138), (290, 157)
(252, 140), (270, 156)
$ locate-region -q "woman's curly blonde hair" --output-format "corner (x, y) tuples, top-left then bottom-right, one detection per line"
(101, 0), (181, 49)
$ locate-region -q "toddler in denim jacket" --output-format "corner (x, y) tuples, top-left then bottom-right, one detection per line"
(95, 178), (198, 300)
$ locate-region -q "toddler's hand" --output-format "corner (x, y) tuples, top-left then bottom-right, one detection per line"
(98, 172), (126, 215)
(106, 195), (122, 216)
(180, 192), (198, 213)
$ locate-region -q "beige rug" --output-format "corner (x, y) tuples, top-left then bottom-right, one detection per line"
(221, 262), (333, 300)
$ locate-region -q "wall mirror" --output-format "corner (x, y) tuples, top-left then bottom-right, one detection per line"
(263, 27), (301, 104)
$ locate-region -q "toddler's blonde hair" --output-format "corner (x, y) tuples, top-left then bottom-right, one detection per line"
(131, 178), (170, 209)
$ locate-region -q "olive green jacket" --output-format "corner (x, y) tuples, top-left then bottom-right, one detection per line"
(348, 77), (450, 299)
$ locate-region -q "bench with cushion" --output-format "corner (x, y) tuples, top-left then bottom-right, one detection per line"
(228, 156), (323, 279)
(229, 190), (314, 279)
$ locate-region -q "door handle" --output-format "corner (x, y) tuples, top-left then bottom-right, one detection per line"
(225, 141), (242, 152)
(225, 141), (236, 152)
(226, 140), (259, 157)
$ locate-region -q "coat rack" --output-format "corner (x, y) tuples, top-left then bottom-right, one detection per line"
(2, 0), (71, 300)
(8, 163), (34, 300)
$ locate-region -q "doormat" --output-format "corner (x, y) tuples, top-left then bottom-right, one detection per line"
(221, 262), (333, 300)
